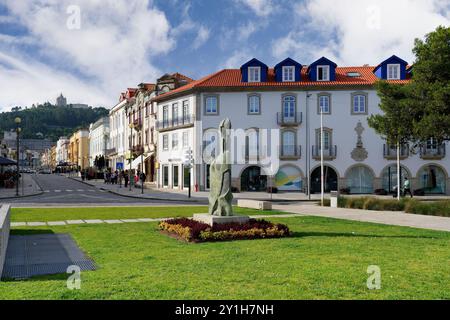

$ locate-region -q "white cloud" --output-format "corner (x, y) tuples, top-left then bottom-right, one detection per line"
(193, 26), (210, 49)
(236, 0), (274, 17)
(272, 0), (450, 65)
(223, 50), (254, 69)
(0, 0), (175, 110)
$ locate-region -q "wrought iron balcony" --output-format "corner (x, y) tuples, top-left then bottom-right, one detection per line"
(420, 144), (446, 160)
(280, 145), (301, 160)
(312, 145), (337, 160)
(277, 112), (302, 126)
(156, 114), (195, 131)
(383, 144), (409, 160)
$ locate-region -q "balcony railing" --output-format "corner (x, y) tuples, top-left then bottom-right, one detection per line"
(156, 114), (195, 131)
(280, 145), (301, 159)
(131, 145), (144, 155)
(383, 144), (409, 160)
(420, 144), (446, 159)
(312, 145), (337, 160)
(277, 112), (302, 126)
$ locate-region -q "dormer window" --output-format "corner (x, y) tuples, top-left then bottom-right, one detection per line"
(387, 64), (400, 80)
(317, 65), (329, 81)
(282, 66), (295, 82)
(248, 67), (261, 82)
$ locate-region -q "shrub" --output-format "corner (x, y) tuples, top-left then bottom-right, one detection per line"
(340, 188), (350, 195)
(159, 218), (290, 242)
(363, 198), (382, 210)
(374, 188), (388, 195)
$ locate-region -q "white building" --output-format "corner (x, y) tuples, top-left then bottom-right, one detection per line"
(89, 117), (110, 167)
(56, 137), (69, 164)
(152, 56), (449, 195)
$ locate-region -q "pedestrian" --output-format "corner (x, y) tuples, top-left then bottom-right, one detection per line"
(124, 170), (129, 188)
(140, 171), (146, 185)
(403, 177), (413, 198)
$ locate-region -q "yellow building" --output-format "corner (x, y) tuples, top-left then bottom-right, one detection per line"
(68, 129), (90, 170)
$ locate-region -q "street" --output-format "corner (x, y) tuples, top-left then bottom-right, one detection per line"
(2, 174), (194, 207)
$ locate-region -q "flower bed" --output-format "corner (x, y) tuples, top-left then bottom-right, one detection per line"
(159, 218), (290, 242)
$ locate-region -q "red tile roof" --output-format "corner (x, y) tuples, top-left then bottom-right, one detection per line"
(153, 67), (410, 102)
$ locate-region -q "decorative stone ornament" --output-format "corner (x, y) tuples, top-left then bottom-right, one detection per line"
(351, 121), (368, 161)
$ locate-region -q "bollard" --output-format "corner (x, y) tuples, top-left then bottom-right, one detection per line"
(330, 190), (339, 208)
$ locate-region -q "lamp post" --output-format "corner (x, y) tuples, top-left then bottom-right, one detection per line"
(128, 123), (134, 191)
(320, 102), (324, 206)
(14, 117), (21, 197)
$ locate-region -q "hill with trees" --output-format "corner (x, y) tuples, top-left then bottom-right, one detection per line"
(0, 103), (109, 142)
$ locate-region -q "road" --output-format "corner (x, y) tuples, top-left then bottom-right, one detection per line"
(2, 174), (196, 207)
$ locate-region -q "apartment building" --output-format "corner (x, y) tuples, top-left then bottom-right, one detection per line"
(152, 56), (449, 195)
(89, 117), (110, 167)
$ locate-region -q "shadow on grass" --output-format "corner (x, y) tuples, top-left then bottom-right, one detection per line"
(10, 229), (55, 236)
(291, 231), (436, 239)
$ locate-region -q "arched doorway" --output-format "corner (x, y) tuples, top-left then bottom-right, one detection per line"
(418, 165), (446, 194)
(381, 165), (410, 193)
(346, 165), (374, 194)
(241, 166), (267, 192)
(310, 166), (338, 193)
(275, 165), (303, 191)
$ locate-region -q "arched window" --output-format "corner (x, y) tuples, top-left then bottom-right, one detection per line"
(282, 95), (296, 121)
(282, 131), (295, 156)
(346, 166), (374, 194)
(248, 95), (261, 114)
(418, 165), (446, 194)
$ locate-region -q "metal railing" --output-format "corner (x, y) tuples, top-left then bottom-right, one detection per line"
(277, 112), (302, 126)
(280, 145), (301, 159)
(156, 114), (195, 131)
(312, 145), (337, 159)
(420, 144), (446, 159)
(383, 144), (409, 159)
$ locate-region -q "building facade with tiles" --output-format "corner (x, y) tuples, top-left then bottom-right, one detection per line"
(152, 56), (449, 195)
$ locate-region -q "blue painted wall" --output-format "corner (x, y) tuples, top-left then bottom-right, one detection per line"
(373, 55), (408, 80)
(274, 57), (302, 82)
(307, 57), (337, 81)
(240, 58), (268, 82)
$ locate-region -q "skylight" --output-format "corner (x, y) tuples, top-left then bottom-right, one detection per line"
(346, 72), (361, 77)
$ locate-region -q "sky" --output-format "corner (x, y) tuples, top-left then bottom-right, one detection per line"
(0, 0), (448, 111)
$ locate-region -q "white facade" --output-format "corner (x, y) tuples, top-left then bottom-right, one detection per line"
(155, 89), (450, 195)
(108, 100), (128, 170)
(56, 137), (69, 164)
(89, 117), (110, 167)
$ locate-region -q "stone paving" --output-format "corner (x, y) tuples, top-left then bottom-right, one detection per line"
(0, 174), (43, 199)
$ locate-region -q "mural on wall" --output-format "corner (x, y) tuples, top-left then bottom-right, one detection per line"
(275, 166), (302, 191)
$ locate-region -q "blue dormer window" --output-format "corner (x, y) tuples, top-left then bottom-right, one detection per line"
(317, 65), (330, 81)
(282, 66), (295, 82)
(308, 57), (337, 82)
(387, 64), (400, 80)
(248, 67), (261, 82)
(373, 55), (408, 80)
(240, 58), (268, 82)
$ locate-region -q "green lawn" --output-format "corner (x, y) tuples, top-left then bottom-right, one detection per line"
(10, 206), (283, 222)
(1, 216), (449, 299)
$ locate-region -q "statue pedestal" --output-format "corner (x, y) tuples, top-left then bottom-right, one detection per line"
(193, 214), (249, 226)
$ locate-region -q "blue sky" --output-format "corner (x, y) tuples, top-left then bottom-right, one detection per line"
(0, 0), (448, 110)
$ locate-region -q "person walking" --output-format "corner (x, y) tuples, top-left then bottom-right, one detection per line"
(403, 177), (413, 198)
(124, 170), (129, 188)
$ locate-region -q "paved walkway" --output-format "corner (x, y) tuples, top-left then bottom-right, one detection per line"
(271, 203), (450, 232)
(0, 174), (43, 199)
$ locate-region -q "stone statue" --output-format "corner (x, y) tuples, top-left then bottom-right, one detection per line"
(208, 118), (233, 216)
(351, 121), (368, 161)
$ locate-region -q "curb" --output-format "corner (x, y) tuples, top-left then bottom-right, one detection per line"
(66, 176), (204, 203)
(0, 174), (45, 200)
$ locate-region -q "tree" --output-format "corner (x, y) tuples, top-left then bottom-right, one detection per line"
(408, 26), (450, 142)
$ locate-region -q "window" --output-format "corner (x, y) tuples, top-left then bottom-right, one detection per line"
(173, 165), (179, 188)
(182, 101), (189, 123)
(172, 133), (178, 149)
(282, 131), (295, 156)
(248, 67), (261, 82)
(162, 134), (169, 150)
(426, 137), (438, 150)
(387, 64), (400, 80)
(282, 66), (295, 82)
(283, 95), (296, 121)
(162, 106), (169, 128)
(172, 103), (179, 126)
(316, 129), (332, 151)
(205, 95), (218, 115)
(162, 166), (169, 187)
(352, 94), (367, 114)
(248, 95), (260, 114)
(318, 94), (330, 114)
(182, 132), (189, 147)
(317, 65), (330, 81)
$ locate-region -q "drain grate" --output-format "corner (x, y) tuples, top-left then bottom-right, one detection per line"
(2, 234), (96, 280)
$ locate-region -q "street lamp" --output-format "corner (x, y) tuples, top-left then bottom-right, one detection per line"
(14, 117), (21, 197)
(128, 123), (134, 191)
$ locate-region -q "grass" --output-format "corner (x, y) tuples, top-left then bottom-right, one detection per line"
(1, 216), (449, 299)
(10, 206), (286, 222)
(323, 197), (450, 217)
